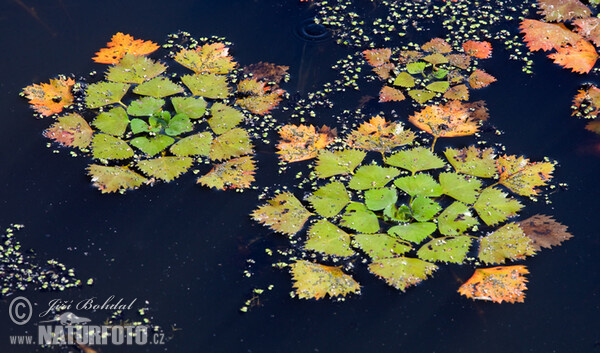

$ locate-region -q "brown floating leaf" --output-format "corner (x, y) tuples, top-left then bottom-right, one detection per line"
(536, 0), (591, 22)
(496, 154), (555, 196)
(458, 265), (529, 303)
(573, 17), (600, 47)
(379, 86), (406, 102)
(244, 62), (289, 83)
(443, 84), (469, 100)
(421, 38), (452, 53)
(468, 69), (497, 89)
(409, 100), (480, 138)
(277, 125), (336, 162)
(44, 113), (93, 150)
(573, 84), (600, 116)
(519, 214), (573, 251)
(346, 116), (415, 153)
(447, 54), (471, 69)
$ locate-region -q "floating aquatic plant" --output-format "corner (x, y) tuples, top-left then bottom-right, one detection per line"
(252, 108), (571, 303)
(520, 0), (600, 74)
(0, 224), (84, 296)
(22, 32), (287, 193)
(363, 38), (496, 104)
(572, 83), (600, 135)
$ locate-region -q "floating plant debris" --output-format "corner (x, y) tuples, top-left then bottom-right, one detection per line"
(22, 32), (287, 193)
(0, 225), (83, 296)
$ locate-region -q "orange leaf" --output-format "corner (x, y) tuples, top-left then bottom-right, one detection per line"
(235, 78), (285, 115)
(379, 86), (406, 102)
(458, 266), (529, 304)
(548, 39), (598, 74)
(573, 17), (600, 47)
(22, 77), (75, 116)
(421, 38), (452, 53)
(43, 113), (93, 149)
(496, 154), (555, 196)
(468, 69), (497, 89)
(572, 84), (600, 116)
(363, 48), (392, 67)
(520, 19), (582, 51)
(363, 49), (395, 79)
(346, 116), (415, 153)
(536, 0), (591, 22)
(462, 40), (492, 59)
(93, 33), (159, 64)
(409, 100), (480, 138)
(277, 125), (336, 162)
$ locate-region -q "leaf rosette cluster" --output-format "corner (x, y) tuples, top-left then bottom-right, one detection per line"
(22, 32), (288, 193)
(363, 38), (496, 104)
(252, 112), (571, 302)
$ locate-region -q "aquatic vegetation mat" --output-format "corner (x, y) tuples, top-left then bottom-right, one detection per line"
(22, 32), (287, 194)
(252, 105), (572, 303)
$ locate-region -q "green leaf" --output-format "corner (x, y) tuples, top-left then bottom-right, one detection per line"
(209, 128), (253, 161)
(305, 219), (354, 257)
(130, 118), (160, 134)
(394, 173), (442, 197)
(93, 106), (130, 136)
(165, 113), (193, 136)
(383, 204), (412, 222)
(438, 172), (482, 204)
(393, 72), (415, 87)
(444, 146), (497, 178)
(340, 202), (380, 233)
(408, 89), (436, 104)
(129, 135), (175, 156)
(353, 233), (412, 260)
(207, 102), (245, 134)
(133, 76), (184, 98)
(181, 73), (231, 99)
(406, 62), (427, 74)
(388, 222), (437, 243)
(385, 147), (446, 173)
(411, 196), (441, 222)
(91, 134), (133, 160)
(307, 181), (350, 218)
(347, 165), (400, 190)
(364, 187), (398, 211)
(426, 81), (450, 93)
(136, 156), (193, 181)
(170, 132), (213, 157)
(368, 257), (437, 291)
(251, 192), (312, 236)
(105, 53), (166, 84)
(85, 81), (130, 108)
(171, 96), (207, 120)
(432, 68), (449, 79)
(314, 149), (366, 178)
(126, 97), (165, 116)
(473, 187), (523, 226)
(437, 201), (478, 236)
(417, 236), (472, 264)
(478, 223), (536, 264)
(87, 165), (147, 194)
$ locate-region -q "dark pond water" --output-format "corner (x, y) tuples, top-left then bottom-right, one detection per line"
(1, 0), (599, 352)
